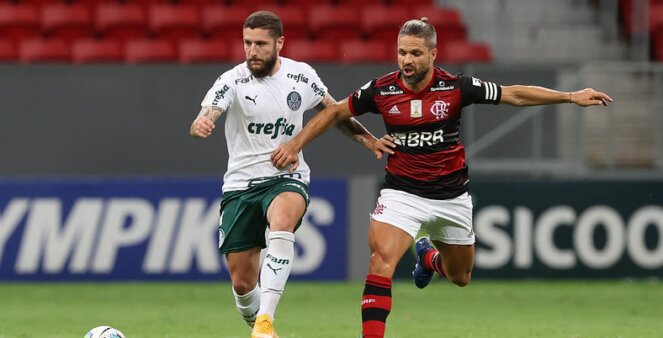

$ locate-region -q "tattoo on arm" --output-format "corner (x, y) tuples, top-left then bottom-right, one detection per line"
(199, 106), (224, 122)
(314, 94), (337, 112)
(335, 117), (373, 146)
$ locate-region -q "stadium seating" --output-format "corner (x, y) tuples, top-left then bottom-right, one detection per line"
(124, 38), (177, 63)
(178, 38), (230, 63)
(439, 41), (492, 64)
(148, 4), (200, 44)
(95, 3), (148, 42)
(339, 39), (393, 64)
(308, 4), (360, 42)
(71, 38), (123, 63)
(202, 5), (254, 42)
(230, 42), (247, 63)
(0, 1), (494, 64)
(284, 39), (337, 62)
(361, 5), (410, 43)
(19, 38), (70, 63)
(0, 39), (18, 62)
(0, 4), (40, 43)
(413, 6), (466, 43)
(654, 28), (663, 61)
(259, 5), (310, 40)
(41, 4), (93, 41)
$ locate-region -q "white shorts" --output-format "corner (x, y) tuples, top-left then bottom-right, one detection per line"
(370, 188), (475, 245)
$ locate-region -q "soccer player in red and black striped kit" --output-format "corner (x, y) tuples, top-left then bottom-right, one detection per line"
(271, 17), (612, 338)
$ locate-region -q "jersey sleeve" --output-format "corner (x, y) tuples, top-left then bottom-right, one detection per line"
(348, 79), (379, 116)
(200, 70), (236, 111)
(303, 64), (328, 110)
(458, 75), (501, 107)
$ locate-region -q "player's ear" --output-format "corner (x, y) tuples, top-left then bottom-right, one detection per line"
(430, 47), (437, 61)
(276, 36), (284, 53)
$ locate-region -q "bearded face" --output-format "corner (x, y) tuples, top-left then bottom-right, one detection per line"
(243, 27), (283, 78)
(247, 44), (278, 78)
(397, 35), (436, 87)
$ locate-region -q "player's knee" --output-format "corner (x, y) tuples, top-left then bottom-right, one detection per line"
(448, 273), (471, 287)
(369, 251), (396, 276)
(232, 280), (257, 295)
(268, 216), (297, 232)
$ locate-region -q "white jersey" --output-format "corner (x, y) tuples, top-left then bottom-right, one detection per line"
(201, 57), (327, 193)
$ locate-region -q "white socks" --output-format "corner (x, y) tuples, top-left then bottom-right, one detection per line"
(257, 231), (295, 320)
(233, 284), (261, 327)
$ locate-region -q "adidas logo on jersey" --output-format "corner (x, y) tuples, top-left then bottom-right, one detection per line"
(388, 105), (401, 115)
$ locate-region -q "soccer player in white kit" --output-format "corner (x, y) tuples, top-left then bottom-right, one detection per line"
(189, 11), (384, 338)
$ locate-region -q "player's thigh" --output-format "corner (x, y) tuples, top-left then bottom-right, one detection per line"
(370, 188), (429, 239)
(226, 247), (262, 292)
(431, 240), (474, 275)
(368, 220), (414, 277)
(425, 192), (475, 245)
(264, 181), (309, 232)
(219, 193), (268, 254)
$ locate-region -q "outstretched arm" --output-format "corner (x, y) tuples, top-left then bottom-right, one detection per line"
(500, 86), (613, 107)
(317, 94), (389, 159)
(190, 106), (225, 138)
(272, 98), (372, 171)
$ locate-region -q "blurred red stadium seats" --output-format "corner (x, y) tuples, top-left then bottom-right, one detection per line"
(19, 38), (70, 63)
(71, 38), (123, 63)
(361, 5), (410, 43)
(178, 38), (230, 63)
(285, 39), (337, 62)
(41, 4), (93, 41)
(413, 6), (466, 43)
(0, 39), (18, 62)
(439, 41), (492, 64)
(202, 4), (254, 41)
(124, 38), (177, 63)
(95, 3), (148, 42)
(0, 4), (40, 43)
(308, 4), (360, 42)
(259, 5), (309, 40)
(339, 39), (393, 64)
(654, 28), (663, 61)
(148, 4), (200, 44)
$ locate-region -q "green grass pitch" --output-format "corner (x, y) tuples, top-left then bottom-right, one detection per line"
(1, 280), (662, 337)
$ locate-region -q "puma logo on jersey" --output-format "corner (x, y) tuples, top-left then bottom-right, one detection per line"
(245, 95), (257, 105)
(247, 118), (295, 139)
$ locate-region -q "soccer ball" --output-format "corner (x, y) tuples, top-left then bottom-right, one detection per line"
(83, 326), (126, 338)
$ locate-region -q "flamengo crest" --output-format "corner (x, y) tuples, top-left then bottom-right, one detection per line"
(430, 100), (450, 119)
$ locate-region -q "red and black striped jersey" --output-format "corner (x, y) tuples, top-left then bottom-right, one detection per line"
(348, 67), (501, 200)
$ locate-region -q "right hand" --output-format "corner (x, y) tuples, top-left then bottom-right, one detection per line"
(190, 116), (215, 138)
(371, 134), (397, 159)
(271, 141), (301, 172)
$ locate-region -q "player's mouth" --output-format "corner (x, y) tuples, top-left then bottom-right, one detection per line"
(402, 67), (415, 76)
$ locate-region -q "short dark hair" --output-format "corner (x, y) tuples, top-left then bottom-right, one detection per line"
(243, 11), (283, 39)
(398, 17), (437, 49)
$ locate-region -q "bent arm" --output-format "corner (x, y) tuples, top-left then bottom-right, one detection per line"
(271, 98), (355, 171)
(316, 94), (379, 151)
(293, 98), (355, 151)
(500, 85), (612, 107)
(190, 106), (225, 138)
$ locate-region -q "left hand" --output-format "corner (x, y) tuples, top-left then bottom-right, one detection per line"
(570, 88), (614, 107)
(271, 142), (300, 172)
(370, 134), (397, 159)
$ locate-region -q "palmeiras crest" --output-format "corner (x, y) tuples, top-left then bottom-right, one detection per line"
(287, 91), (302, 110)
